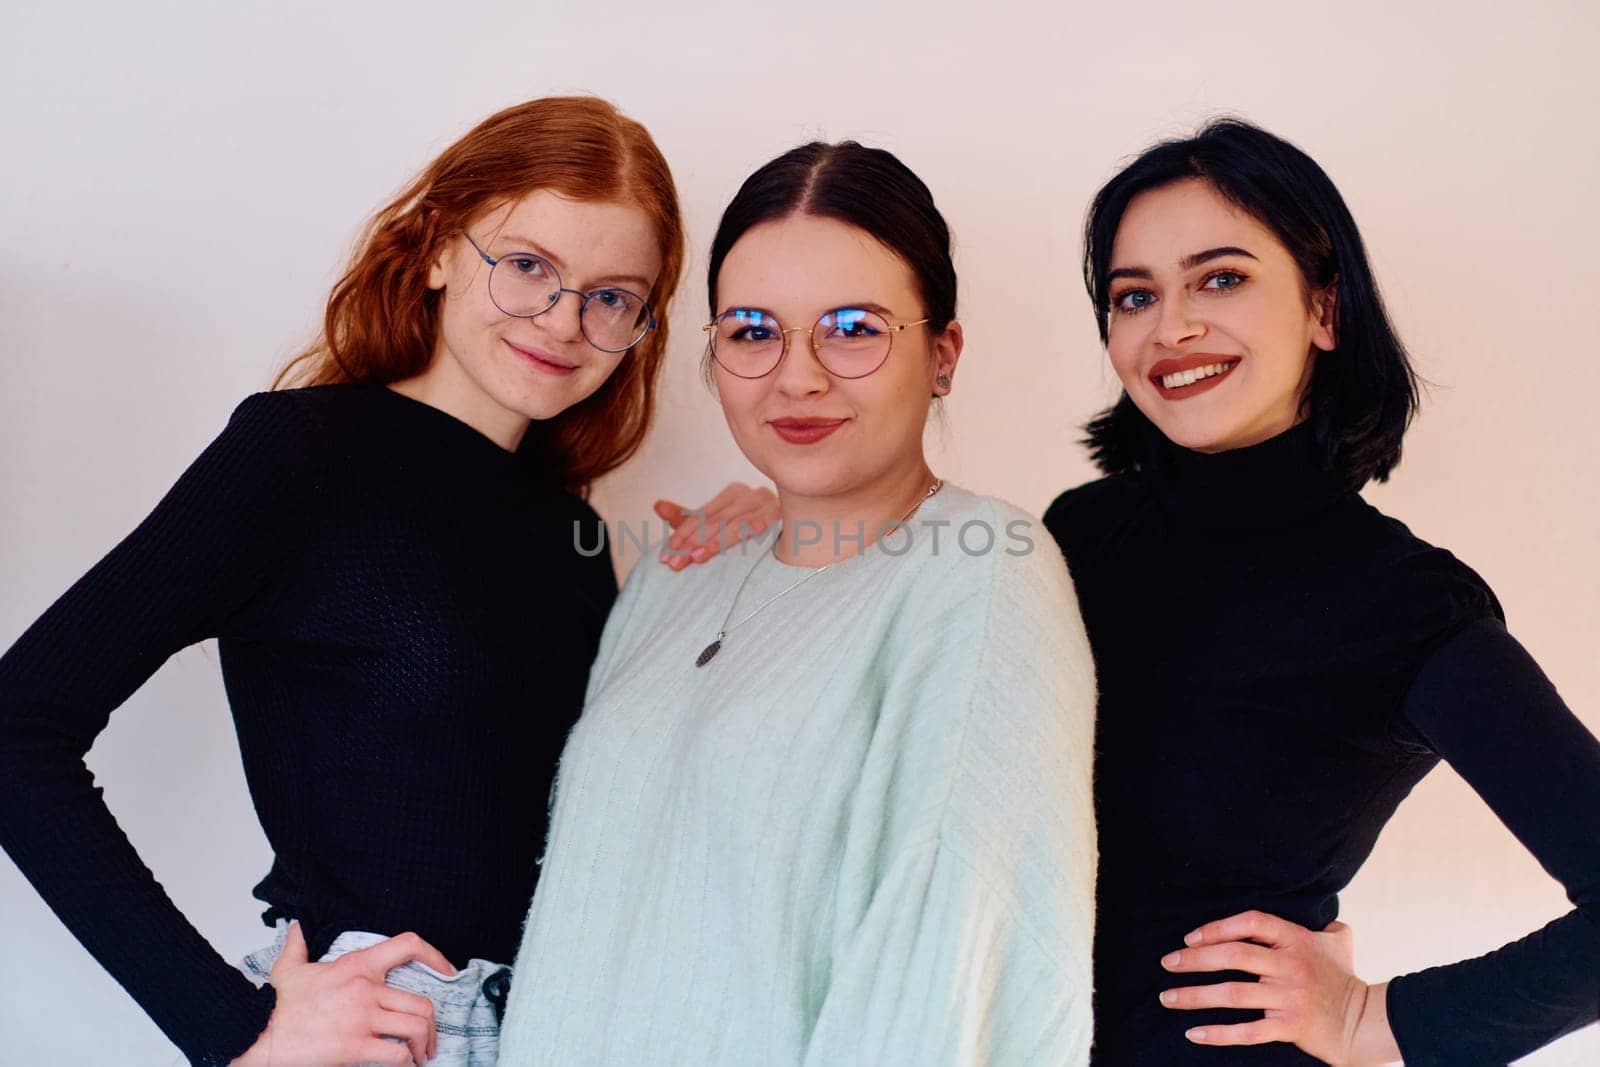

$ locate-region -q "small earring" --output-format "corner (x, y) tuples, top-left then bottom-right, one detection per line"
(936, 373), (952, 390)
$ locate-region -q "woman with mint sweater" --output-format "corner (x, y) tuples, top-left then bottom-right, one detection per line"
(497, 141), (1098, 1066)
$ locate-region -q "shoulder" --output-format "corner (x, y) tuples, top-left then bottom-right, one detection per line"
(539, 485), (609, 539)
(175, 389), (336, 496)
(902, 488), (1090, 669)
(221, 387), (331, 442)
(910, 488), (1066, 595)
(1044, 472), (1144, 523)
(1042, 472), (1148, 562)
(1357, 503), (1504, 654)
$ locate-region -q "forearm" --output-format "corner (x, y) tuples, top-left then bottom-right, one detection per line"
(0, 725), (275, 1064)
(1392, 619), (1600, 1062)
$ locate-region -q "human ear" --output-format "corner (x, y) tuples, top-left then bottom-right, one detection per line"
(930, 320), (964, 396)
(1310, 277), (1339, 352)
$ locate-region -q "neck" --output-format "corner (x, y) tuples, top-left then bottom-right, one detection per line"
(1158, 419), (1355, 532)
(773, 458), (937, 567)
(391, 351), (529, 453)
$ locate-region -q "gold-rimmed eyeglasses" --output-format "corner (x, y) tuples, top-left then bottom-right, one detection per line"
(703, 307), (929, 380)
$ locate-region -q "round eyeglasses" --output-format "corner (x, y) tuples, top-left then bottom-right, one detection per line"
(703, 307), (930, 380)
(462, 233), (655, 354)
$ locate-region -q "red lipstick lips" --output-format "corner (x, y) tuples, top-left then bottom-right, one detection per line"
(1149, 354), (1241, 400)
(769, 417), (847, 445)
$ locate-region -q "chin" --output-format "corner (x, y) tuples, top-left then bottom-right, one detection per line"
(1154, 420), (1235, 453)
(500, 378), (595, 423)
(755, 455), (853, 499)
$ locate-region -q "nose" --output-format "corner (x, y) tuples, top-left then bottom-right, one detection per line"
(772, 328), (830, 399)
(1155, 293), (1205, 349)
(540, 288), (585, 345)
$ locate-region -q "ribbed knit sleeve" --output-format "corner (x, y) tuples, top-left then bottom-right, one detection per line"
(0, 392), (321, 1065)
(1387, 618), (1600, 1065)
(802, 506), (1097, 1066)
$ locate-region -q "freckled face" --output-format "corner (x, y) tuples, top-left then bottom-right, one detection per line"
(1105, 179), (1335, 453)
(426, 190), (662, 429)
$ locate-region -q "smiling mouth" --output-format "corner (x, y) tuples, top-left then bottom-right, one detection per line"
(505, 340), (579, 374)
(1150, 358), (1241, 396)
(769, 417), (848, 444)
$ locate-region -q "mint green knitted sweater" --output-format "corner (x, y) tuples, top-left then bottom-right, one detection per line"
(499, 486), (1096, 1066)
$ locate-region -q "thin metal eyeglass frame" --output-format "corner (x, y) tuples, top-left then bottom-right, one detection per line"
(461, 232), (656, 354)
(701, 309), (931, 380)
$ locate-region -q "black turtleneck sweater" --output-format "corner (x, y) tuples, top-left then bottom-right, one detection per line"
(0, 384), (616, 1065)
(1044, 422), (1600, 1066)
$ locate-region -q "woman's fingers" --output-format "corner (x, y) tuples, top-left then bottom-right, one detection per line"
(1184, 909), (1303, 948)
(1160, 980), (1284, 1012)
(1183, 1017), (1294, 1047)
(372, 1008), (431, 1067)
(1157, 916), (1377, 1063)
(1162, 940), (1286, 978)
(355, 1036), (420, 1067)
(662, 509), (773, 566)
(660, 483), (778, 560)
(378, 987), (438, 1059)
(692, 508), (775, 561)
(349, 930), (457, 978)
(273, 921), (310, 972)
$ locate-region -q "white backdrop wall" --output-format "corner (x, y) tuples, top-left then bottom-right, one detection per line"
(2, 1), (1596, 1063)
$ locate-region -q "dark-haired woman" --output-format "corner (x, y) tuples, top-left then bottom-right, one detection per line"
(0, 97), (771, 1067)
(1045, 120), (1600, 1065)
(497, 141), (1097, 1066)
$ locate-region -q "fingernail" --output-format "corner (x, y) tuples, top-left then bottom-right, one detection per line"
(1160, 990), (1177, 1006)
(1186, 1029), (1206, 1043)
(1184, 930), (1202, 946)
(691, 546), (709, 561)
(1162, 952), (1181, 968)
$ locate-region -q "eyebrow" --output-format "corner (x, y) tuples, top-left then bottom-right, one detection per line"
(1106, 246), (1259, 284)
(490, 233), (654, 293)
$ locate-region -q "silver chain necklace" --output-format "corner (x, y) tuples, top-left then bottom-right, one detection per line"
(694, 478), (944, 668)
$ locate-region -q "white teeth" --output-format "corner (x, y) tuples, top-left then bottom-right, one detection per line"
(1160, 362), (1236, 389)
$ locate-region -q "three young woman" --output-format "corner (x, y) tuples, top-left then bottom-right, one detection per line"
(0, 97), (770, 1067)
(496, 142), (1098, 1066)
(1045, 120), (1600, 1064)
(3, 101), (1593, 1067)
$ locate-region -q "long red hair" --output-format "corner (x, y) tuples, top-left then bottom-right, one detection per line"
(275, 96), (684, 493)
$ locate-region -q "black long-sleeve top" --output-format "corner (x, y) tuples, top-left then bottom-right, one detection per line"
(1043, 421), (1600, 1065)
(0, 384), (617, 1065)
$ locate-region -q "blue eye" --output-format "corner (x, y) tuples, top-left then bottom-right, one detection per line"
(1114, 289), (1156, 313)
(508, 256), (550, 279)
(826, 309), (885, 339)
(1204, 270), (1245, 291)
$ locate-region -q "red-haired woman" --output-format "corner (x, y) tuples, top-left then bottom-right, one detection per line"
(0, 97), (772, 1067)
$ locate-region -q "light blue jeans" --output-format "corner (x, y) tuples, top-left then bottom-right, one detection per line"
(239, 920), (509, 1067)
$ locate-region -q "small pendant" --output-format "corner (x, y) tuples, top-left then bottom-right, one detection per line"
(695, 636), (723, 668)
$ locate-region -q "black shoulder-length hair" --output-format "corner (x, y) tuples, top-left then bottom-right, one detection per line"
(1082, 118), (1420, 485)
(706, 141), (956, 329)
